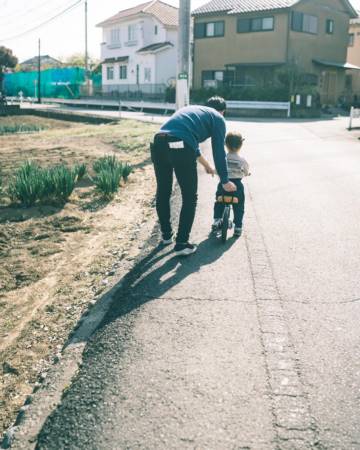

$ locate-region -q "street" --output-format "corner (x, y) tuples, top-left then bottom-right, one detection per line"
(34, 117), (360, 450)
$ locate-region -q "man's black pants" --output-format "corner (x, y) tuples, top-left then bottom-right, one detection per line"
(151, 134), (198, 244)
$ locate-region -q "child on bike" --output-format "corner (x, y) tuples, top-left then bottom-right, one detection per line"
(212, 131), (250, 237)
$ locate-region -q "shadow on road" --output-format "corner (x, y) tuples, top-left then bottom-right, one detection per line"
(84, 234), (237, 341)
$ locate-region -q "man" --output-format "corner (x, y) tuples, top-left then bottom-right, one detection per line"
(150, 96), (236, 256)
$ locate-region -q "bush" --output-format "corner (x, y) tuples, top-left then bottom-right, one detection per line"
(8, 161), (44, 207)
(122, 163), (133, 182)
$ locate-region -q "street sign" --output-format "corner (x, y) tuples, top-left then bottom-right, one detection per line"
(178, 72), (188, 80)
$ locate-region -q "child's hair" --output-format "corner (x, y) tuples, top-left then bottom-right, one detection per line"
(225, 131), (244, 152)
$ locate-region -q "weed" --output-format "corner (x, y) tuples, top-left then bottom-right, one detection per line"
(122, 163), (133, 182)
(8, 161), (44, 207)
(92, 166), (123, 199)
(74, 163), (87, 181)
(0, 124), (46, 135)
(93, 155), (122, 174)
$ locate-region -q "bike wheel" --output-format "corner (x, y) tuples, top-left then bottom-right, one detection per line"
(221, 206), (230, 243)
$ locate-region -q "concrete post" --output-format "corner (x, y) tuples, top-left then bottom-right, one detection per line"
(176, 0), (191, 110)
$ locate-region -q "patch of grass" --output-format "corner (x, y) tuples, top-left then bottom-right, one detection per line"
(92, 166), (123, 199)
(93, 155), (122, 174)
(7, 161), (80, 207)
(0, 124), (47, 135)
(74, 163), (87, 181)
(8, 161), (44, 207)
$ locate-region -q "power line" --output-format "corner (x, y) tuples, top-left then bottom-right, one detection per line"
(0, 0), (82, 43)
(0, 0), (58, 24)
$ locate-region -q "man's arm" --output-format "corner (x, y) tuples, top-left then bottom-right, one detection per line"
(211, 117), (236, 192)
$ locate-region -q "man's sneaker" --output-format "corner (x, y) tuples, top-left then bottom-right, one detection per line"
(234, 227), (242, 237)
(174, 242), (197, 256)
(162, 234), (174, 245)
(211, 219), (222, 233)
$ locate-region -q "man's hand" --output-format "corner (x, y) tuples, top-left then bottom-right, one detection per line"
(222, 181), (237, 192)
(205, 165), (215, 176)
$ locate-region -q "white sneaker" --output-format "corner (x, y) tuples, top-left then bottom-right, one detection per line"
(174, 242), (197, 256)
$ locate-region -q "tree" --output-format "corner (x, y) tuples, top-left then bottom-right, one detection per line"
(62, 53), (99, 69)
(0, 46), (18, 89)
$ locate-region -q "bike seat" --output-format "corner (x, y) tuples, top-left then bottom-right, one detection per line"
(217, 195), (239, 204)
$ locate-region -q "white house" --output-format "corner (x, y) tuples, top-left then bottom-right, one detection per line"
(97, 0), (178, 96)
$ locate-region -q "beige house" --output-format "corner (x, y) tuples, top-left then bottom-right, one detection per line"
(192, 0), (358, 104)
(347, 18), (360, 101)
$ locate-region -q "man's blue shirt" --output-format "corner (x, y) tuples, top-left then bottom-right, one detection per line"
(160, 105), (229, 184)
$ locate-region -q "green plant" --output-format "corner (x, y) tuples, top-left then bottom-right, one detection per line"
(92, 165), (123, 198)
(122, 163), (133, 182)
(45, 165), (77, 202)
(93, 155), (122, 174)
(0, 124), (46, 135)
(8, 161), (44, 207)
(74, 163), (87, 181)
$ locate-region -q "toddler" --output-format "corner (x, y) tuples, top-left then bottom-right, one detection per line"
(212, 131), (250, 237)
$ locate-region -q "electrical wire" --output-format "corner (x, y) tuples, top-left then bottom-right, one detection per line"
(0, 0), (58, 24)
(0, 0), (82, 42)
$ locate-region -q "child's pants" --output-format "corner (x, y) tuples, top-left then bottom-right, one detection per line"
(213, 178), (245, 228)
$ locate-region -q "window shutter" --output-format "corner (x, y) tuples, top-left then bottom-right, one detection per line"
(214, 21), (224, 36)
(291, 11), (303, 32)
(194, 22), (206, 38)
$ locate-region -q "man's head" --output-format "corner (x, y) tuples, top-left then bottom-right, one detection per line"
(206, 96), (226, 115)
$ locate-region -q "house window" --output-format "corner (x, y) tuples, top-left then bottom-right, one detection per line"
(119, 65), (127, 80)
(144, 67), (151, 82)
(107, 66), (114, 80)
(110, 28), (121, 44)
(154, 25), (158, 35)
(326, 19), (334, 34)
(349, 33), (354, 46)
(237, 16), (274, 33)
(194, 21), (225, 38)
(128, 24), (137, 42)
(202, 70), (224, 87)
(291, 11), (318, 34)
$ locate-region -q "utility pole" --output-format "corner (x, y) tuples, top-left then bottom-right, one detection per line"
(85, 0), (90, 96)
(38, 38), (41, 104)
(176, 0), (191, 109)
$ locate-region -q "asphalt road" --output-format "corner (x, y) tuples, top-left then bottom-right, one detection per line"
(35, 117), (360, 449)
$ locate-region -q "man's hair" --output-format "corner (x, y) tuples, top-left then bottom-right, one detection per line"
(225, 131), (244, 152)
(206, 96), (226, 112)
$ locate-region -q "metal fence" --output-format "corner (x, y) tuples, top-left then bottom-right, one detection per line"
(80, 83), (170, 102)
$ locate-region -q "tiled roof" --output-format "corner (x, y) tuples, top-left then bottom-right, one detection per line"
(193, 0), (357, 17)
(193, 0), (298, 15)
(97, 0), (178, 27)
(137, 41), (174, 53)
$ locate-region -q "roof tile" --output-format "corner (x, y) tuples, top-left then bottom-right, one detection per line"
(97, 0), (178, 27)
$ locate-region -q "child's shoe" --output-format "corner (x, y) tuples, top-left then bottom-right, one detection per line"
(211, 219), (222, 233)
(234, 227), (242, 237)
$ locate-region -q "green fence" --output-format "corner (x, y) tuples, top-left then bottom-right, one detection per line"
(4, 68), (101, 99)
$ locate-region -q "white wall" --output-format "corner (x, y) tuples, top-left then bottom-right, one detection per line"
(155, 47), (177, 84)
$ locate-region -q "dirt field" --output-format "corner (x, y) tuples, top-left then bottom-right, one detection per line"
(0, 115), (159, 435)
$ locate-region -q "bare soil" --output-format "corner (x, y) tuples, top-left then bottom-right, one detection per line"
(0, 116), (159, 435)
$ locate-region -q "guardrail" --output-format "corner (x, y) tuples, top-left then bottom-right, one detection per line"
(226, 100), (291, 118)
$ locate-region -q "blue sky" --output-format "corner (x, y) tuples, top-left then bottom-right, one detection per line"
(0, 0), (359, 62)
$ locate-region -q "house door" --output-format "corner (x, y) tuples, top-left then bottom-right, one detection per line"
(322, 71), (337, 105)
